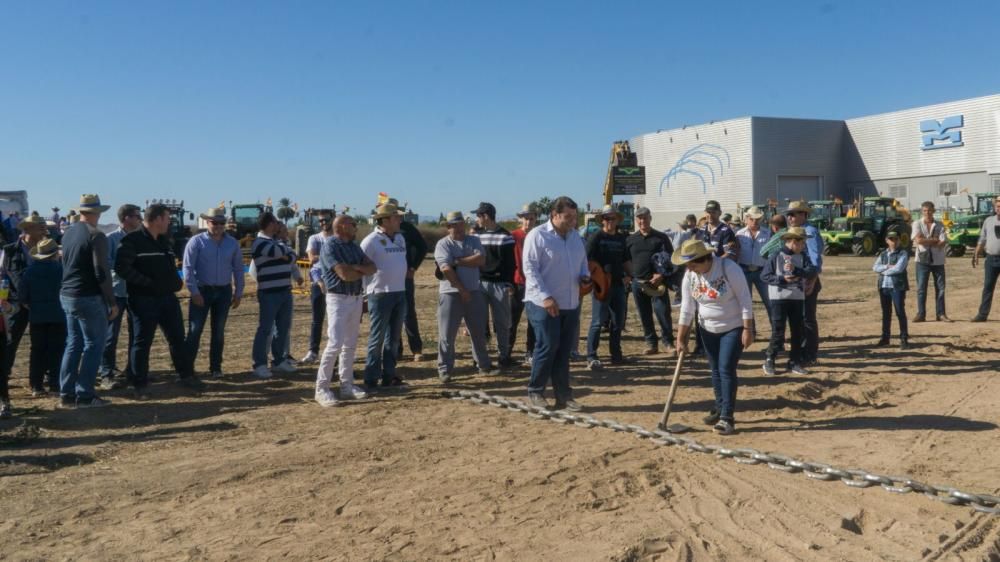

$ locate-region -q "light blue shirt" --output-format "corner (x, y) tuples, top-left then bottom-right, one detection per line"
(523, 220), (589, 310)
(183, 232), (245, 297)
(873, 249), (908, 289)
(803, 224), (824, 274)
(735, 226), (770, 269)
(107, 227), (129, 298)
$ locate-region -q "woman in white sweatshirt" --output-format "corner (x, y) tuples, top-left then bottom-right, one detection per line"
(673, 239), (754, 435)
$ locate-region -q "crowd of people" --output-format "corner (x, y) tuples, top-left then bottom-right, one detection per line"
(0, 192), (998, 436)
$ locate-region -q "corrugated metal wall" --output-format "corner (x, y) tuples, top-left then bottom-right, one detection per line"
(845, 94), (1000, 206)
(751, 117), (847, 202)
(631, 117), (753, 228)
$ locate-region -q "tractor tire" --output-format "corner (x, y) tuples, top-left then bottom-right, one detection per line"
(852, 232), (876, 256)
(822, 244), (837, 256)
(899, 230), (912, 251)
(946, 245), (966, 258)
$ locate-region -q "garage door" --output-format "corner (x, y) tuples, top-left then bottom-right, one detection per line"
(777, 176), (822, 203)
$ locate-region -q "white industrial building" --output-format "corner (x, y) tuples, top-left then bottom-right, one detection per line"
(631, 93), (1000, 226)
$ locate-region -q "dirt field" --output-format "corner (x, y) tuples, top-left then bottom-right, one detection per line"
(1, 255), (999, 561)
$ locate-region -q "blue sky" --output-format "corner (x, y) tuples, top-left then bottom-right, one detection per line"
(2, 0), (999, 220)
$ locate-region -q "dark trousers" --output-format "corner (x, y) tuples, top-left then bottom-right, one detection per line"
(129, 294), (195, 389)
(100, 296), (133, 378)
(802, 277), (821, 361)
(631, 279), (673, 349)
(586, 283), (626, 361)
(526, 302), (579, 403)
(403, 276), (423, 354)
(702, 326), (743, 423)
(30, 322), (66, 392)
(879, 287), (908, 339)
(977, 255), (1000, 319)
(509, 284), (536, 358)
(186, 285), (233, 373)
(766, 299), (804, 365)
(915, 263), (946, 318)
(0, 307), (29, 395)
(308, 282), (325, 355)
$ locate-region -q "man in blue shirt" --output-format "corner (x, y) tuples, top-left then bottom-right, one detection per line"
(784, 201), (824, 365)
(99, 204), (142, 390)
(314, 215), (376, 407)
(183, 207), (245, 378)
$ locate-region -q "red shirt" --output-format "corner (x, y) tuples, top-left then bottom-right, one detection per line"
(512, 228), (527, 285)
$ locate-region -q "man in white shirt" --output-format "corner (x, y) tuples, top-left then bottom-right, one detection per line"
(735, 206), (772, 330)
(360, 202), (409, 392)
(911, 201), (949, 322)
(523, 196), (591, 411)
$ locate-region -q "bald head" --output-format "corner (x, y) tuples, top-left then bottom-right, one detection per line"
(333, 214), (358, 240)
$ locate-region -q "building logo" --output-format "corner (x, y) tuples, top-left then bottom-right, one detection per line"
(658, 143), (731, 195)
(920, 115), (964, 150)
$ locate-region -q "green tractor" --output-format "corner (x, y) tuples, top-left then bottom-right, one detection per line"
(943, 193), (995, 257)
(820, 196), (912, 256)
(147, 198), (194, 265)
(807, 199), (849, 231)
(293, 207), (336, 258)
(228, 201), (273, 263)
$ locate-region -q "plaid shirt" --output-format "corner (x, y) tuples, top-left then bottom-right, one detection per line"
(320, 237), (368, 295)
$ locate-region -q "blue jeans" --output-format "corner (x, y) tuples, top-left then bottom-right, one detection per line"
(129, 294), (195, 388)
(364, 291), (405, 386)
(742, 267), (772, 325)
(59, 295), (109, 401)
(914, 263), (945, 318)
(586, 283), (626, 361)
(631, 279), (673, 349)
(879, 287), (908, 339)
(100, 296), (133, 378)
(186, 285), (233, 373)
(977, 255), (1000, 319)
(526, 302), (579, 402)
(253, 289), (293, 369)
(701, 326), (744, 423)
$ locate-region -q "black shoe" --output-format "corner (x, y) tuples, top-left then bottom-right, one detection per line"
(132, 387), (151, 400)
(609, 356), (630, 365)
(497, 357), (517, 369)
(713, 419), (736, 435)
(702, 409), (720, 425)
(876, 337), (890, 347)
(58, 396), (77, 409)
(177, 375), (206, 391)
(899, 339), (912, 351)
(0, 401), (11, 419)
(77, 396), (111, 408)
(971, 315), (988, 322)
(912, 315), (925, 323)
(762, 359), (776, 376)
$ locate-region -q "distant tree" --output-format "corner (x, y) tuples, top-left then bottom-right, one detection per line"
(531, 196), (553, 215)
(352, 213), (370, 225)
(276, 197), (296, 224)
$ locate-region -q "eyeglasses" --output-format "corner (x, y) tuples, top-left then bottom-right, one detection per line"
(210, 220), (226, 225)
(685, 255), (711, 267)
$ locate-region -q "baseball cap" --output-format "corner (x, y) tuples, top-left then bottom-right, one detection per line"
(705, 200), (721, 212)
(471, 202), (497, 216)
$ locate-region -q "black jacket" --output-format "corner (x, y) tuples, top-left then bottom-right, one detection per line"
(115, 226), (183, 297)
(399, 221), (428, 270)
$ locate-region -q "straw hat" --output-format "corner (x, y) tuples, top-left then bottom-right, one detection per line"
(596, 204), (623, 222)
(444, 211), (466, 225)
(29, 238), (59, 260)
(72, 194), (111, 214)
(199, 207), (227, 222)
(17, 214), (47, 230)
(780, 226), (807, 241)
(640, 280), (667, 298)
(582, 261), (610, 302)
(516, 204), (539, 218)
(372, 203), (405, 220)
(783, 200), (812, 216)
(744, 206), (764, 220)
(670, 239), (715, 266)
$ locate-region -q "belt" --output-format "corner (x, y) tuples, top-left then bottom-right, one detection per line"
(740, 265), (761, 272)
(199, 283), (232, 289)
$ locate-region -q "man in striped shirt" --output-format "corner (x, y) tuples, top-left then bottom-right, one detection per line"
(471, 201), (517, 369)
(250, 212), (299, 379)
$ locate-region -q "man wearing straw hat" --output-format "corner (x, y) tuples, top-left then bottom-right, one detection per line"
(386, 198), (428, 363)
(434, 211), (497, 382)
(735, 205), (773, 331)
(115, 203), (205, 397)
(585, 204), (631, 370)
(183, 207), (245, 378)
(509, 203), (539, 366)
(360, 201), (409, 392)
(0, 213), (49, 396)
(58, 194), (119, 408)
(98, 203), (142, 390)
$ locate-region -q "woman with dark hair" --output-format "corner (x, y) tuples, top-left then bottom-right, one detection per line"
(673, 239), (753, 435)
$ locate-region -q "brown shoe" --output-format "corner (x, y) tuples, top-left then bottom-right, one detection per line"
(643, 347), (659, 356)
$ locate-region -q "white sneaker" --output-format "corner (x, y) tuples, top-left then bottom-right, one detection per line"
(272, 360), (297, 374)
(340, 384), (368, 400)
(587, 359), (604, 371)
(315, 389), (339, 407)
(301, 351), (319, 364)
(252, 365), (273, 379)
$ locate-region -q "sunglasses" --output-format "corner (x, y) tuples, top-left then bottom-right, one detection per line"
(685, 254), (711, 267)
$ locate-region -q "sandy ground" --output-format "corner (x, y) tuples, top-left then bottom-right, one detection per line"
(1, 255), (999, 561)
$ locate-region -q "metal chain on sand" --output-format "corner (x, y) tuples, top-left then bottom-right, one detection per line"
(443, 389), (1000, 515)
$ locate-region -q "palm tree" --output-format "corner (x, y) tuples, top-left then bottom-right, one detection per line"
(276, 197), (296, 224)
